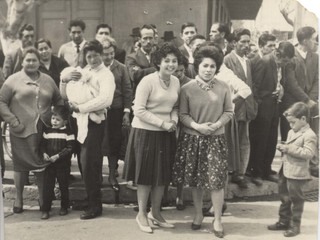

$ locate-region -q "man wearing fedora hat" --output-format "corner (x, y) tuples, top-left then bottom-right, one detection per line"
(126, 24), (157, 93)
(122, 27), (141, 57)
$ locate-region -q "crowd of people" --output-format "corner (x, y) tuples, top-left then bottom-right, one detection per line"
(0, 19), (318, 238)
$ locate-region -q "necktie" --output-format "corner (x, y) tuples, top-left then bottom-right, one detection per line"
(76, 44), (80, 53)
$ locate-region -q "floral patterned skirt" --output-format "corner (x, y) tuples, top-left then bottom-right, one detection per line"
(172, 132), (228, 190)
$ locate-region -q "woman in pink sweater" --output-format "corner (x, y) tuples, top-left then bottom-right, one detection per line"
(173, 45), (233, 238)
(123, 43), (180, 233)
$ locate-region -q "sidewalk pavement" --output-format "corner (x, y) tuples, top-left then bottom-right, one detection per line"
(3, 199), (319, 240)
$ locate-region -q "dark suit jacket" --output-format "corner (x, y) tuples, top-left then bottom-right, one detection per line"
(0, 50), (4, 68)
(281, 61), (310, 112)
(224, 51), (257, 121)
(293, 49), (318, 101)
(115, 48), (126, 64)
(125, 48), (156, 91)
(179, 45), (190, 59)
(3, 48), (23, 79)
(109, 60), (133, 109)
(38, 55), (69, 87)
(251, 53), (279, 103)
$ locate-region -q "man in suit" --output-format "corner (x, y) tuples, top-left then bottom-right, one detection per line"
(209, 22), (231, 55)
(281, 26), (318, 140)
(3, 24), (35, 79)
(58, 19), (87, 68)
(126, 24), (157, 93)
(224, 28), (257, 189)
(95, 23), (126, 64)
(250, 42), (295, 186)
(281, 26), (318, 176)
(179, 22), (197, 78)
(247, 33), (277, 178)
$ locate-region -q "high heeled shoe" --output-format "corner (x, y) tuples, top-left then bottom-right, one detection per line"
(147, 212), (175, 228)
(136, 215), (153, 233)
(212, 220), (224, 238)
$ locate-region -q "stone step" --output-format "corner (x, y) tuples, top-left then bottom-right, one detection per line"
(2, 156), (318, 204)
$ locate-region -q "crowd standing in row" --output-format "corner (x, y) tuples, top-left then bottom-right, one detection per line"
(0, 19), (318, 238)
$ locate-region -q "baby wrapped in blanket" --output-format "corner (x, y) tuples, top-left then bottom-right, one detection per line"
(61, 67), (106, 143)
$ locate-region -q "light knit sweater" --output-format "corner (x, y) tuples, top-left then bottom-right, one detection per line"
(132, 72), (180, 131)
(179, 78), (233, 136)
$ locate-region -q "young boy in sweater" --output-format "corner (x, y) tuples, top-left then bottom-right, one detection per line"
(268, 102), (317, 237)
(41, 105), (75, 219)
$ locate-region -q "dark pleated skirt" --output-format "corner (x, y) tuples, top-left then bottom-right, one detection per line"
(172, 132), (228, 190)
(123, 128), (176, 186)
(11, 121), (50, 172)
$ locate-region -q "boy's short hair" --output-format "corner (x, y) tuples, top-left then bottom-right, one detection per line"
(69, 19), (86, 31)
(52, 105), (69, 121)
(181, 22), (197, 33)
(19, 24), (34, 39)
(284, 102), (310, 122)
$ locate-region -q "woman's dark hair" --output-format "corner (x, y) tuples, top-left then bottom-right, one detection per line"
(193, 44), (224, 74)
(152, 42), (181, 71)
(83, 40), (103, 56)
(179, 55), (189, 69)
(35, 38), (52, 49)
(52, 105), (70, 121)
(284, 102), (310, 122)
(22, 47), (40, 61)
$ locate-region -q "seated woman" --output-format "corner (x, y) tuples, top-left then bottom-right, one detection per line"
(172, 44), (233, 238)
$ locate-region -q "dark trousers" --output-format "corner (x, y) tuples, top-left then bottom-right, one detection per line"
(42, 162), (70, 211)
(249, 98), (279, 178)
(278, 168), (307, 228)
(80, 120), (105, 213)
(102, 108), (123, 168)
(0, 121), (5, 178)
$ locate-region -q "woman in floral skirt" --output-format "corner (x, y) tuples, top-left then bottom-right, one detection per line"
(172, 44), (233, 238)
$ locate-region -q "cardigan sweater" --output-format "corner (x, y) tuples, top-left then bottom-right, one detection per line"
(132, 72), (180, 131)
(0, 70), (64, 137)
(179, 77), (233, 136)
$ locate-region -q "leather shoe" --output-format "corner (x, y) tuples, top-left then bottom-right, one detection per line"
(59, 208), (68, 216)
(41, 212), (49, 220)
(191, 223), (201, 230)
(251, 177), (263, 186)
(212, 220), (224, 238)
(231, 174), (248, 189)
(13, 202), (23, 214)
(136, 215), (153, 233)
(268, 221), (289, 231)
(80, 210), (102, 220)
(265, 174), (278, 183)
(176, 198), (186, 211)
(284, 226), (300, 237)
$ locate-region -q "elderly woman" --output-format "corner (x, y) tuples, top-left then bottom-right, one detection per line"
(123, 43), (180, 233)
(172, 45), (233, 238)
(0, 47), (64, 213)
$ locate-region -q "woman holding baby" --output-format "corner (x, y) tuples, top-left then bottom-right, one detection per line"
(60, 40), (115, 220)
(0, 47), (64, 213)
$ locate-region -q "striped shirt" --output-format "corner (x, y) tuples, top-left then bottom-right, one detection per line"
(42, 126), (75, 160)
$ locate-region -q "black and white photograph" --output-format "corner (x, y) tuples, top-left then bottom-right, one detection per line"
(0, 0), (319, 239)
